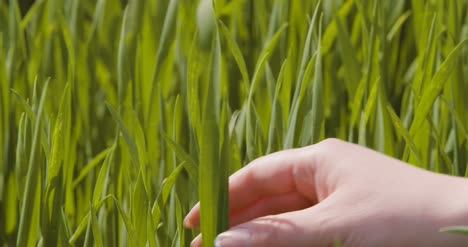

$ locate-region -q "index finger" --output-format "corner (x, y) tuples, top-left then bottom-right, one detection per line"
(184, 145), (322, 229)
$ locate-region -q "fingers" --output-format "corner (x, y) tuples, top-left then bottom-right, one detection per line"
(184, 192), (312, 230)
(228, 147), (317, 210)
(229, 192), (312, 227)
(217, 199), (342, 247)
(184, 146), (321, 229)
(191, 234), (202, 247)
(191, 204), (340, 247)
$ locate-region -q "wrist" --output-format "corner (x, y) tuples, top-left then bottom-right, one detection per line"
(423, 175), (468, 246)
(442, 176), (468, 226)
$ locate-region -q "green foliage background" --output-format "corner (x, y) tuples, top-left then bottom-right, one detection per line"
(1, 0), (468, 246)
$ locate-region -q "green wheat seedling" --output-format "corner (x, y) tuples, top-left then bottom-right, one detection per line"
(0, 0), (467, 246)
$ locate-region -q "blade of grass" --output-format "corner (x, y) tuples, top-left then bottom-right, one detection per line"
(17, 80), (49, 246)
(147, 0), (179, 122)
(246, 23), (287, 159)
(309, 16), (324, 144)
(440, 226), (468, 236)
(410, 39), (468, 136)
(198, 26), (225, 247)
(267, 60), (287, 153)
(386, 104), (423, 166)
(162, 134), (198, 182)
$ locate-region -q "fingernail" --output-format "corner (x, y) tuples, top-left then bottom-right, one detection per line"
(190, 238), (196, 247)
(215, 228), (251, 247)
(191, 235), (201, 247)
(183, 216), (193, 228)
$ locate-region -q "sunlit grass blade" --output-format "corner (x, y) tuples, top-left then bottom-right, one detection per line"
(309, 17), (324, 144)
(162, 134), (198, 182)
(72, 147), (113, 188)
(245, 23), (287, 159)
(335, 15), (361, 95)
(198, 24), (225, 247)
(321, 0), (354, 54)
(267, 60), (287, 153)
(132, 173), (149, 244)
(90, 202), (104, 247)
(112, 195), (140, 246)
(386, 104), (423, 166)
(17, 80), (49, 246)
(284, 55), (315, 149)
(410, 39), (468, 136)
(106, 103), (140, 166)
(440, 226), (468, 236)
(147, 0), (179, 121)
(0, 34), (8, 194)
(218, 20), (250, 89)
(43, 100), (64, 247)
(68, 195), (113, 244)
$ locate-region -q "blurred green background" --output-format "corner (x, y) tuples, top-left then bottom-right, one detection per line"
(1, 0), (468, 246)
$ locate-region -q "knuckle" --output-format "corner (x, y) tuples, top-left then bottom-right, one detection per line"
(311, 138), (345, 156)
(247, 217), (295, 246)
(318, 138), (343, 148)
(302, 138), (336, 159)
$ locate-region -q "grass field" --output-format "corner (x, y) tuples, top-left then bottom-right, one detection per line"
(1, 0), (468, 246)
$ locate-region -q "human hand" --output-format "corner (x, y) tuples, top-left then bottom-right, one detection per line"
(184, 139), (468, 246)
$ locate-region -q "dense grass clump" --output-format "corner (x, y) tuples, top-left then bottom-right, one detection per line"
(1, 0), (468, 246)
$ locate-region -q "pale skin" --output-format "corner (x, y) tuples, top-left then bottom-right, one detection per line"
(184, 138), (468, 246)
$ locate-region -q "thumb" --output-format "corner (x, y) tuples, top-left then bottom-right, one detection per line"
(214, 206), (340, 247)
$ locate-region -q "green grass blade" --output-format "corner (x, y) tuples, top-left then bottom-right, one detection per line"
(17, 80), (49, 246)
(162, 134), (198, 182)
(410, 39), (468, 136)
(267, 60), (287, 153)
(309, 17), (324, 144)
(72, 147), (113, 188)
(386, 104), (423, 166)
(284, 55), (316, 149)
(106, 103), (140, 166)
(199, 28), (223, 247)
(90, 202), (104, 247)
(147, 0), (179, 120)
(218, 20), (250, 88)
(440, 226), (468, 236)
(335, 15), (361, 95)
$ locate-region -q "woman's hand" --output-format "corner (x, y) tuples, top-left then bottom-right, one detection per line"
(184, 139), (468, 246)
